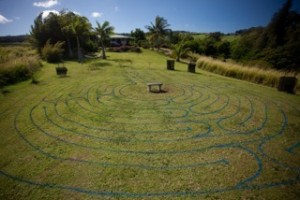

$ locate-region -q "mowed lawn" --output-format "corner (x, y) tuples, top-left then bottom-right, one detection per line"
(0, 49), (300, 199)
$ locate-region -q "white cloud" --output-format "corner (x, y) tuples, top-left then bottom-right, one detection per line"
(33, 0), (59, 8)
(114, 6), (119, 12)
(91, 12), (103, 18)
(41, 10), (59, 19)
(14, 17), (21, 20)
(73, 11), (81, 16)
(0, 14), (13, 24)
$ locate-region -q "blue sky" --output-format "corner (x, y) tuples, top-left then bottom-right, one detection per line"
(0, 0), (299, 36)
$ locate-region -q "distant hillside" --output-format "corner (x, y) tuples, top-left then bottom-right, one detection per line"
(0, 35), (28, 43)
(192, 32), (239, 42)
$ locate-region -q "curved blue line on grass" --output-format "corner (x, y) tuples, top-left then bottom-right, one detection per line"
(258, 108), (300, 172)
(5, 81), (300, 198)
(217, 98), (269, 135)
(43, 106), (212, 143)
(286, 142), (300, 154)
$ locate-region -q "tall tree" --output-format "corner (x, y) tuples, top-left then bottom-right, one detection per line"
(30, 12), (63, 53)
(59, 11), (77, 58)
(70, 15), (92, 62)
(94, 21), (114, 59)
(29, 13), (45, 53)
(131, 28), (146, 46)
(30, 10), (95, 61)
(172, 34), (190, 62)
(145, 16), (170, 49)
(208, 32), (223, 42)
(257, 0), (293, 49)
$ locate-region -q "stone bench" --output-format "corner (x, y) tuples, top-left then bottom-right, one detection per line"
(147, 83), (163, 92)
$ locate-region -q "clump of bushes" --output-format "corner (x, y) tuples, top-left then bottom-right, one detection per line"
(108, 46), (142, 53)
(0, 44), (41, 87)
(41, 40), (64, 63)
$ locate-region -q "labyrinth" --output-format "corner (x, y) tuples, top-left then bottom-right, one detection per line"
(1, 55), (300, 199)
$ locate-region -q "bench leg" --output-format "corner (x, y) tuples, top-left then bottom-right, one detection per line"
(147, 85), (151, 92)
(158, 85), (162, 92)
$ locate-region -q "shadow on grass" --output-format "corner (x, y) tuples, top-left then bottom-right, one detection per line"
(110, 59), (133, 67)
(88, 62), (113, 70)
(56, 75), (70, 78)
(168, 69), (203, 76)
(1, 88), (10, 95)
(149, 89), (168, 94)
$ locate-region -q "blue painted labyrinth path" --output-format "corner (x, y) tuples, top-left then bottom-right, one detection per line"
(1, 61), (300, 199)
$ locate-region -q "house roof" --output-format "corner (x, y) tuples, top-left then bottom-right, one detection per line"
(110, 34), (133, 39)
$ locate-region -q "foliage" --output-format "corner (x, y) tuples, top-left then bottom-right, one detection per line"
(172, 34), (190, 62)
(30, 10), (96, 61)
(108, 46), (141, 53)
(194, 32), (232, 59)
(196, 56), (298, 88)
(231, 28), (264, 60)
(207, 32), (223, 42)
(145, 16), (171, 49)
(41, 40), (65, 63)
(94, 21), (115, 59)
(130, 28), (146, 46)
(29, 12), (64, 54)
(233, 0), (300, 72)
(71, 15), (93, 62)
(258, 0), (292, 48)
(184, 39), (202, 54)
(0, 44), (41, 87)
(217, 41), (231, 59)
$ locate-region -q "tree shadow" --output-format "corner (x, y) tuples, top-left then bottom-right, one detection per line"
(88, 62), (112, 70)
(110, 58), (133, 67)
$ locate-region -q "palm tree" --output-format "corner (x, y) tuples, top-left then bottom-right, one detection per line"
(59, 11), (76, 58)
(172, 34), (190, 62)
(173, 43), (190, 62)
(65, 15), (92, 62)
(145, 16), (170, 50)
(94, 21), (114, 59)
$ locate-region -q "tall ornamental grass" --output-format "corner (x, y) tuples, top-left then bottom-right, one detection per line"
(196, 56), (299, 92)
(0, 44), (41, 87)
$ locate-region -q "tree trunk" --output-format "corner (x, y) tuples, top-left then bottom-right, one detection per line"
(76, 36), (82, 62)
(101, 41), (106, 59)
(67, 38), (73, 58)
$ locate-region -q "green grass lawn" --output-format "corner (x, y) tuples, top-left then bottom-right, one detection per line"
(1, 49), (300, 199)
